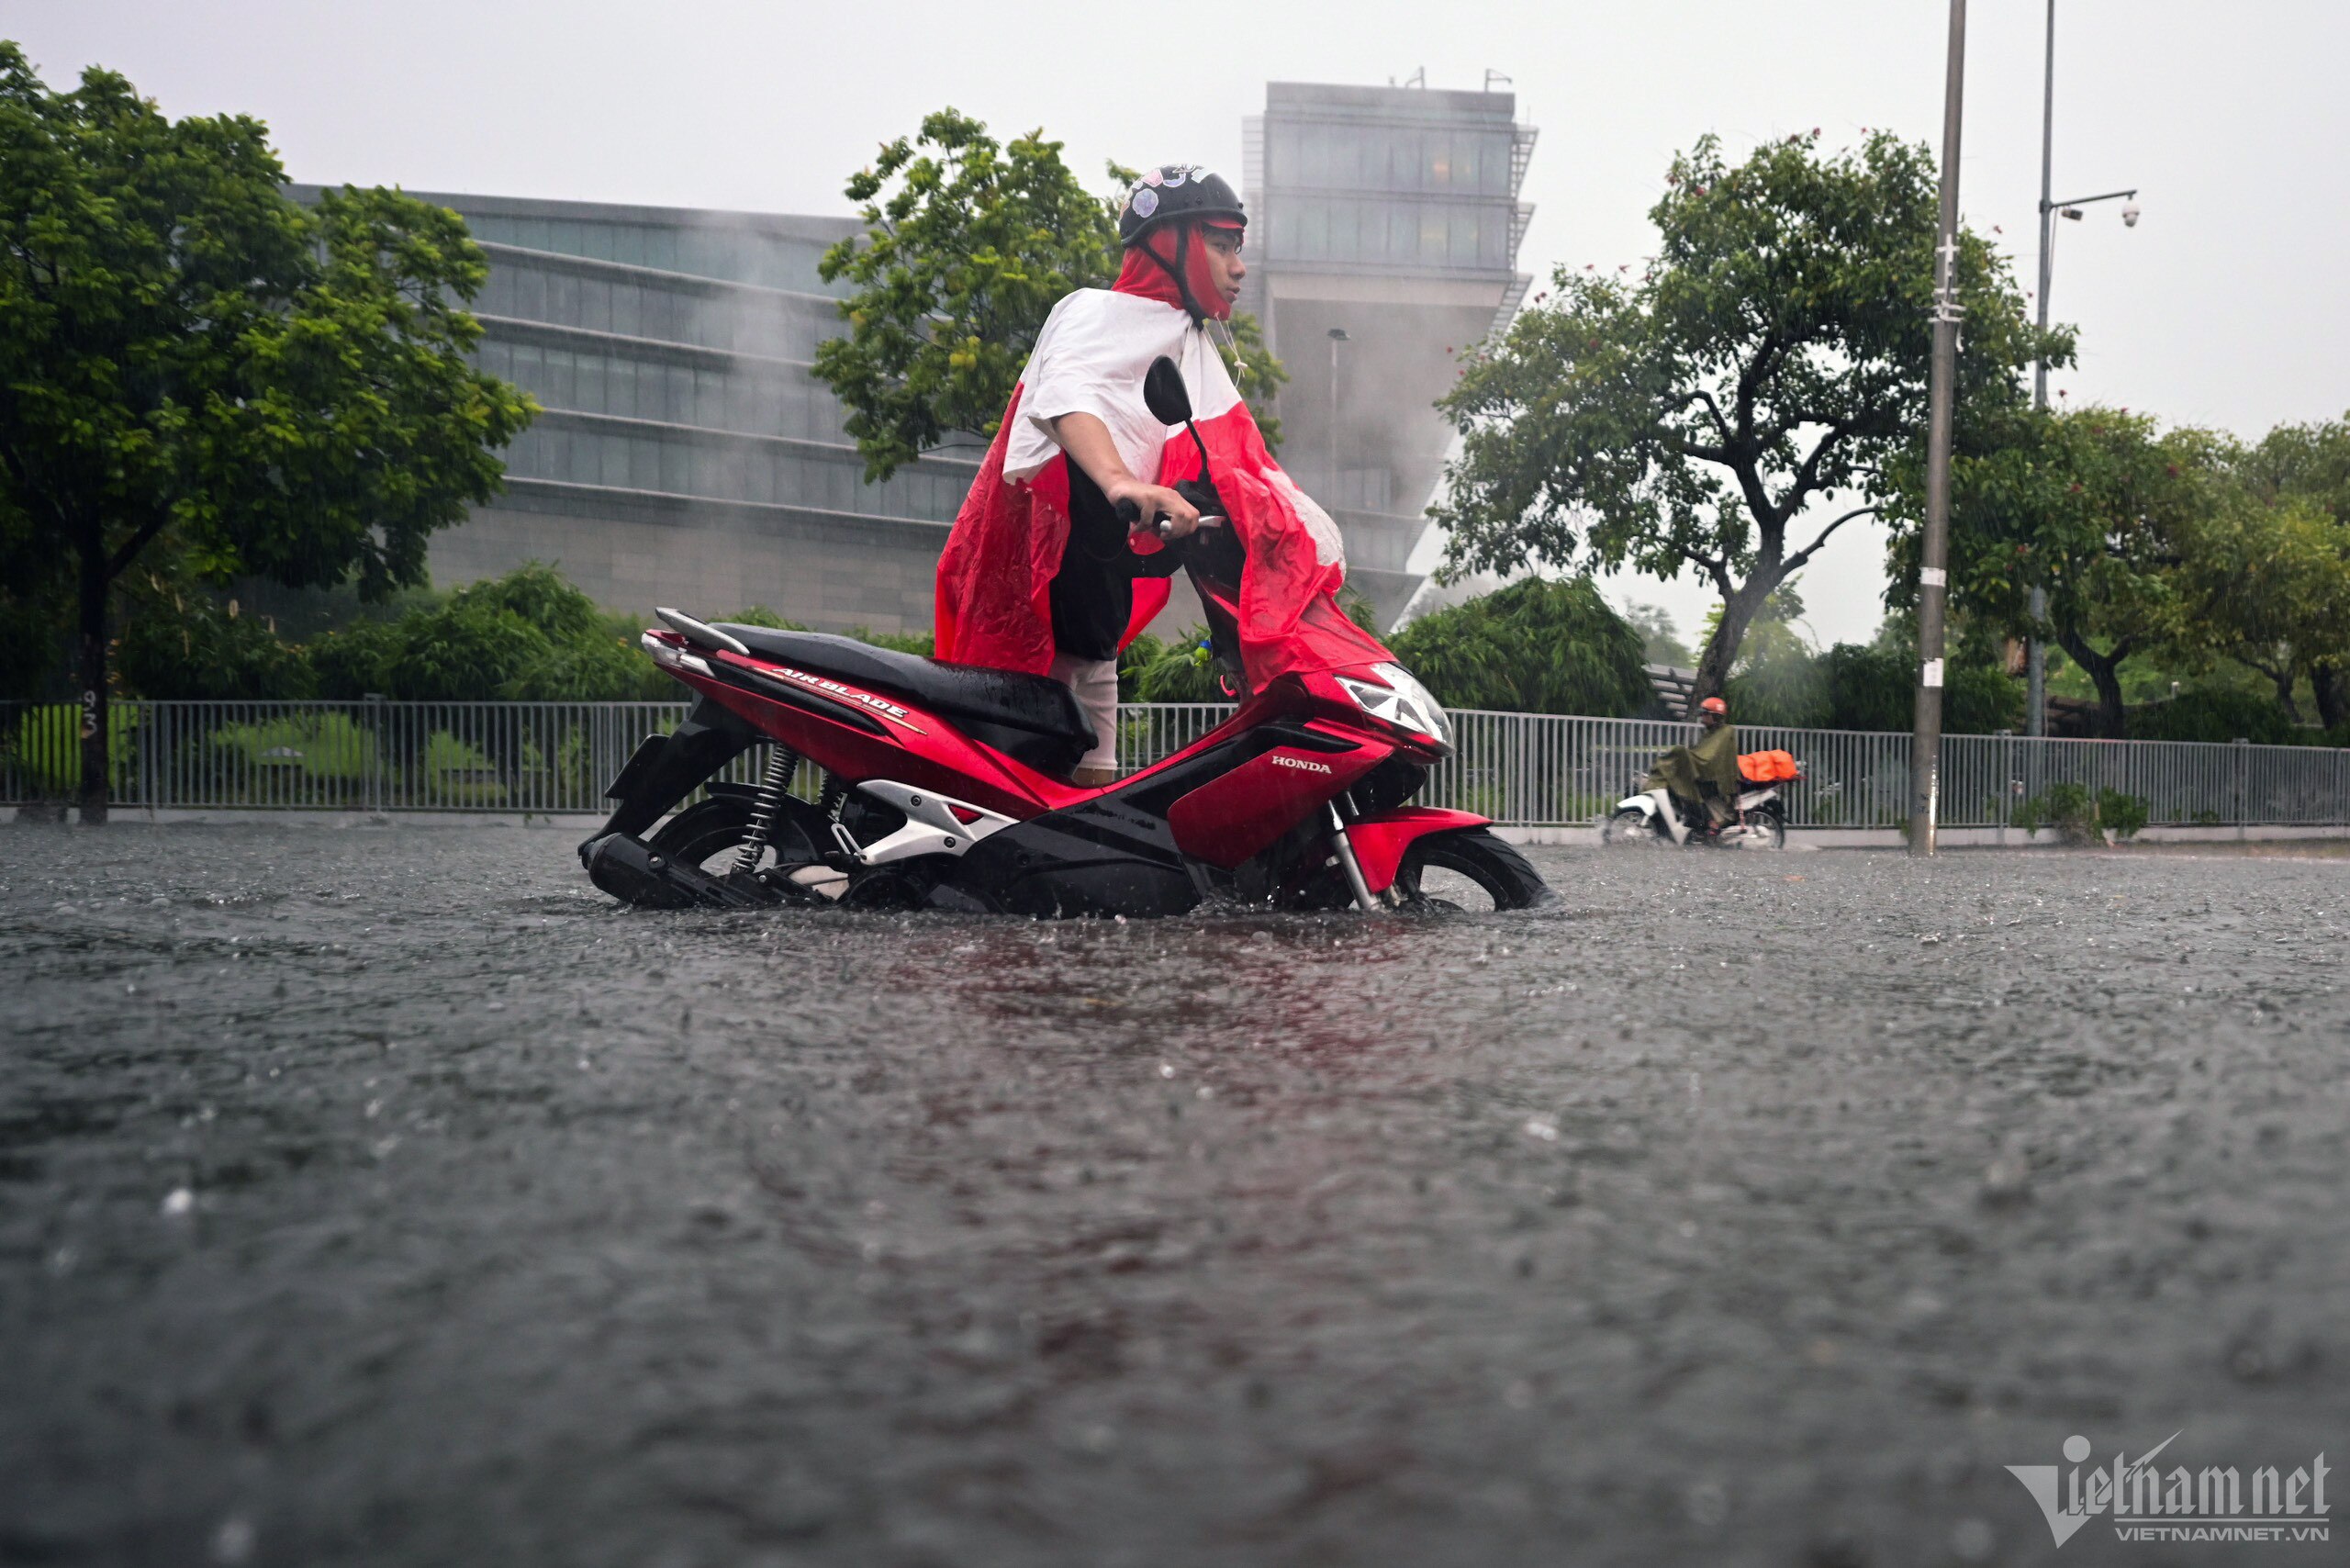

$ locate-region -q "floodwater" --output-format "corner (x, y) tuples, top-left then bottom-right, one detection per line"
(3, 824), (2344, 1567)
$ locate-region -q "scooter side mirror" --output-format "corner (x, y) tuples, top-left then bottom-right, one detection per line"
(1144, 356), (1193, 426)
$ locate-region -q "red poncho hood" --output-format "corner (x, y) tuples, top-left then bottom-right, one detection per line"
(1113, 219), (1239, 322)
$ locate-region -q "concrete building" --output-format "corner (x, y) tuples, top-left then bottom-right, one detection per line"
(302, 81), (1532, 636)
(1240, 82), (1538, 623)
(292, 187), (978, 633)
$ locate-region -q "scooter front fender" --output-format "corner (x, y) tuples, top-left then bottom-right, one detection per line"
(1344, 807), (1492, 895)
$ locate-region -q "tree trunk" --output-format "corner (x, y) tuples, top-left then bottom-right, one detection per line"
(2314, 662), (2347, 732)
(2056, 631), (2129, 739)
(2266, 666), (2302, 724)
(1689, 575), (1775, 711)
(77, 542), (109, 825)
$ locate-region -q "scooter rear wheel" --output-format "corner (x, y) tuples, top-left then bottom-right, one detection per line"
(648, 795), (839, 902)
(1393, 829), (1552, 913)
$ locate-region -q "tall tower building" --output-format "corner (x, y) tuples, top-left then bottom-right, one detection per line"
(1242, 82), (1537, 625)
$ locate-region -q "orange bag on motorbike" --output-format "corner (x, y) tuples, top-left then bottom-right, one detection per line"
(1739, 749), (1800, 783)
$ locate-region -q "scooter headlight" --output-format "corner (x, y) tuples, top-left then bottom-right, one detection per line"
(1337, 663), (1452, 748)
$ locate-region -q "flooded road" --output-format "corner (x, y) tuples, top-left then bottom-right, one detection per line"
(3, 824), (2345, 1566)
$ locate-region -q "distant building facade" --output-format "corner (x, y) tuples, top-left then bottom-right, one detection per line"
(1241, 83), (1538, 623)
(291, 187), (976, 633)
(297, 80), (1533, 635)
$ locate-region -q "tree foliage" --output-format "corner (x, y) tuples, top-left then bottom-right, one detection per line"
(1940, 405), (2350, 736)
(0, 45), (535, 813)
(1385, 577), (1651, 717)
(306, 565), (659, 701)
(813, 109), (1282, 482)
(1729, 608), (2020, 734)
(1434, 130), (2061, 704)
(116, 568), (320, 700)
(1937, 408), (2199, 735)
(2159, 495), (2350, 722)
(1621, 601), (1693, 667)
(2236, 413), (2350, 725)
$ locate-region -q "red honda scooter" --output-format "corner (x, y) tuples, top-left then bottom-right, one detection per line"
(578, 357), (1550, 917)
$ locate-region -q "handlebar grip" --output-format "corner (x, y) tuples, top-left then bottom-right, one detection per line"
(1114, 498), (1142, 525)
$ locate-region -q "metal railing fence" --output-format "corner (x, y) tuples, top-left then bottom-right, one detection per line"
(5, 699), (2346, 829)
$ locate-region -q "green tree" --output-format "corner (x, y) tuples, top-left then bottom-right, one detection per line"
(1942, 408), (2220, 737)
(813, 110), (1282, 483)
(0, 46), (535, 818)
(2241, 413), (2350, 521)
(2158, 494), (2350, 724)
(2237, 414), (2350, 724)
(115, 568), (319, 700)
(1720, 583), (1824, 723)
(1433, 131), (2060, 705)
(1622, 601), (1693, 667)
(1385, 577), (1651, 716)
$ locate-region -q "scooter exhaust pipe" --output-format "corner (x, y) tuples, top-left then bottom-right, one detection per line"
(582, 832), (767, 911)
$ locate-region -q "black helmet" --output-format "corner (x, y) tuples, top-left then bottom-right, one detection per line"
(1118, 165), (1246, 246)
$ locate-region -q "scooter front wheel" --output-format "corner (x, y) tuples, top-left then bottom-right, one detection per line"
(1602, 807), (1662, 846)
(1393, 829), (1552, 913)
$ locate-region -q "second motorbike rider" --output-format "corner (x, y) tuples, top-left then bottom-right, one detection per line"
(1648, 695), (1741, 834)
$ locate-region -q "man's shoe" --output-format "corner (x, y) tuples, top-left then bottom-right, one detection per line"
(1071, 766), (1118, 790)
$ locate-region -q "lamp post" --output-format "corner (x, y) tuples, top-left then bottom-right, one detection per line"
(1326, 327), (1350, 503)
(1909, 0), (1967, 857)
(2025, 0), (2139, 739)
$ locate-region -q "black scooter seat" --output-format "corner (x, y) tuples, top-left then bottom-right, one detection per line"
(711, 626), (1095, 769)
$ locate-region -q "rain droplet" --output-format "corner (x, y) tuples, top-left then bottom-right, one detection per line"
(211, 1514), (255, 1564)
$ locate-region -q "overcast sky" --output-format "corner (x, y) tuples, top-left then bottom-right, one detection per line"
(14, 0), (2346, 646)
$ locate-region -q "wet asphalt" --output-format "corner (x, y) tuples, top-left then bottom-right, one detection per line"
(1, 824), (2345, 1568)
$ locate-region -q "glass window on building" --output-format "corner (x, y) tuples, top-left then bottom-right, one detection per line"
(535, 270), (565, 331)
(509, 343), (543, 405)
(565, 274), (598, 334)
(546, 347), (577, 410)
(510, 266), (547, 321)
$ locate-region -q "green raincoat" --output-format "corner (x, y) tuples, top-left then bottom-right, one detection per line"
(1646, 722), (1740, 823)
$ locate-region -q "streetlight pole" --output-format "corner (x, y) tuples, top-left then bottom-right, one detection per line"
(1910, 0), (1967, 857)
(2027, 0), (2057, 740)
(1326, 328), (1350, 502)
(2026, 0), (2137, 740)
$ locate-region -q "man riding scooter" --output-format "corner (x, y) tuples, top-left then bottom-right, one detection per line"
(934, 162), (1367, 786)
(1647, 696), (1740, 838)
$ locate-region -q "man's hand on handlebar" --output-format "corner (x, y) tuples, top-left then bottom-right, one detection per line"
(1106, 477), (1217, 540)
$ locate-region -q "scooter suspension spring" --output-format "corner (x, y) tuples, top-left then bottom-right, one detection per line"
(729, 745), (803, 876)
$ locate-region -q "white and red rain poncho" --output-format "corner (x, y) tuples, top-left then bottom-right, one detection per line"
(933, 225), (1390, 691)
